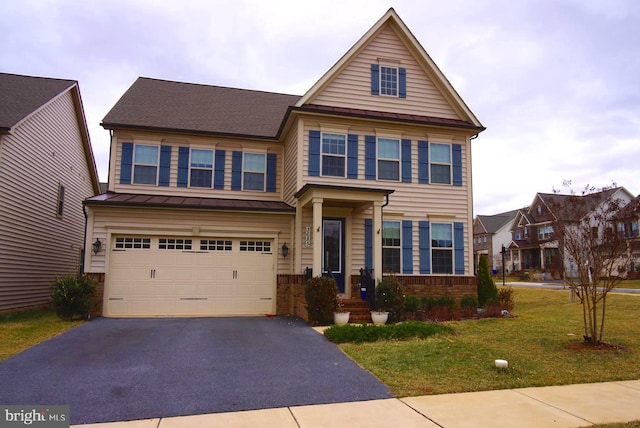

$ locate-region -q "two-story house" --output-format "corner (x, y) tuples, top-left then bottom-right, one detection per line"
(0, 73), (100, 312)
(473, 209), (520, 274)
(83, 8), (485, 318)
(613, 195), (640, 278)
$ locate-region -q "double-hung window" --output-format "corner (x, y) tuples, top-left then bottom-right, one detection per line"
(378, 138), (400, 181)
(431, 223), (453, 274)
(189, 149), (214, 188)
(430, 143), (451, 184)
(539, 225), (554, 240)
(133, 144), (159, 185)
(243, 153), (266, 191)
(380, 66), (398, 96)
(321, 133), (346, 177)
(382, 221), (401, 273)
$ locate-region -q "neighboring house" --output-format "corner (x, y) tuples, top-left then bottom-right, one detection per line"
(0, 73), (100, 312)
(473, 209), (520, 273)
(507, 188), (634, 279)
(83, 8), (485, 318)
(613, 195), (640, 278)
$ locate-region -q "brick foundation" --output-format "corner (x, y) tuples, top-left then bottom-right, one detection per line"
(350, 274), (477, 302)
(276, 274), (308, 321)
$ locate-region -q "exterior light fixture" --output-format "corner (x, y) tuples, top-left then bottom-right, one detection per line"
(92, 238), (102, 255)
(281, 243), (289, 258)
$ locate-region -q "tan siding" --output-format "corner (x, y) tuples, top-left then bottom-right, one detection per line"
(282, 126), (299, 206)
(85, 206), (293, 274)
(311, 25), (460, 120)
(0, 91), (97, 311)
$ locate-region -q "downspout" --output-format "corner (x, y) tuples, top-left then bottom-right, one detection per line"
(81, 203), (88, 274)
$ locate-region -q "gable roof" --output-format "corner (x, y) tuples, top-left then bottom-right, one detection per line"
(296, 8), (484, 130)
(0, 73), (76, 133)
(537, 188), (623, 222)
(612, 195), (640, 221)
(102, 77), (301, 139)
(476, 209), (520, 234)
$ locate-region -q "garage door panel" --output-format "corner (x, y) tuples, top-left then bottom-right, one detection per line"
(106, 236), (275, 317)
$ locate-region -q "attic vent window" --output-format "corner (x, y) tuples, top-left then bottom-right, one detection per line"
(380, 66), (398, 96)
(371, 64), (406, 98)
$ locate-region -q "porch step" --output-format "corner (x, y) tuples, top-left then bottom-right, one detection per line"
(339, 298), (372, 323)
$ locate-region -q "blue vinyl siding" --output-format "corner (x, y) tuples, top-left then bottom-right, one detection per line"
(347, 134), (358, 179)
(177, 147), (189, 187)
(309, 130), (320, 176)
(454, 222), (464, 274)
(231, 151), (242, 190)
(119, 142), (133, 185)
(399, 67), (406, 98)
(419, 221), (431, 274)
(371, 64), (380, 95)
(365, 135), (376, 180)
(402, 220), (413, 274)
(158, 145), (171, 187)
(214, 149), (225, 190)
(365, 218), (373, 269)
(418, 140), (429, 184)
(452, 144), (462, 186)
(401, 139), (411, 183)
(266, 153), (277, 192)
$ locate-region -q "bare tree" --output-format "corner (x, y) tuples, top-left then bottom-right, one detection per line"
(549, 184), (631, 345)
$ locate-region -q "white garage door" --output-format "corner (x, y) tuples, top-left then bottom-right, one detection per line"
(106, 236), (275, 317)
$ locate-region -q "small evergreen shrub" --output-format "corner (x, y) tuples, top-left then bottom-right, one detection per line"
(50, 274), (96, 321)
(304, 276), (338, 326)
(460, 295), (479, 318)
(477, 255), (498, 306)
(324, 321), (452, 344)
(427, 295), (457, 321)
(403, 296), (421, 319)
(375, 276), (405, 323)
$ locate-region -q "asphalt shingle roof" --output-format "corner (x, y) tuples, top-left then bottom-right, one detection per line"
(102, 77), (302, 138)
(0, 73), (75, 132)
(476, 209), (520, 234)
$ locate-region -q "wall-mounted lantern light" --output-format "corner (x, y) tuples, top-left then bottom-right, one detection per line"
(281, 242), (289, 258)
(92, 238), (102, 255)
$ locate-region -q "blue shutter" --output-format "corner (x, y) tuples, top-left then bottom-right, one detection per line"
(418, 140), (429, 184)
(371, 64), (380, 95)
(158, 145), (171, 186)
(177, 147), (189, 187)
(214, 149), (225, 190)
(452, 144), (462, 186)
(266, 153), (277, 192)
(419, 221), (431, 274)
(399, 67), (407, 98)
(347, 134), (358, 179)
(365, 218), (373, 269)
(365, 135), (376, 180)
(119, 142), (133, 184)
(402, 220), (413, 274)
(401, 139), (412, 183)
(454, 222), (464, 274)
(231, 151), (242, 190)
(309, 130), (320, 176)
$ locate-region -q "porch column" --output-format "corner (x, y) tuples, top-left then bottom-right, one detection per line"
(372, 200), (383, 283)
(294, 203), (302, 273)
(312, 197), (323, 278)
(540, 248), (545, 270)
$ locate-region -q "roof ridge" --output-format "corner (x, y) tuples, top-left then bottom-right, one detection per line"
(136, 76), (302, 98)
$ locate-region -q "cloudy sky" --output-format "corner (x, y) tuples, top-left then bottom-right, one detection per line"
(2, 0), (638, 215)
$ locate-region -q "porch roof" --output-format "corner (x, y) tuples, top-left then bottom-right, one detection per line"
(294, 184), (395, 208)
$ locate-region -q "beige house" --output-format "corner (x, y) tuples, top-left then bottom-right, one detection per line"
(0, 73), (100, 312)
(84, 8), (485, 318)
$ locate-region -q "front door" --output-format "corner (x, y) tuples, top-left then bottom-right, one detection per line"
(322, 218), (345, 293)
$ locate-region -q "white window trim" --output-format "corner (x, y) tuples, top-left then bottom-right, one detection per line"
(431, 222), (454, 275)
(242, 152), (266, 192)
(377, 137), (400, 181)
(382, 220), (402, 273)
(188, 148), (215, 189)
(379, 64), (399, 97)
(429, 143), (452, 185)
(133, 143), (160, 185)
(320, 132), (347, 178)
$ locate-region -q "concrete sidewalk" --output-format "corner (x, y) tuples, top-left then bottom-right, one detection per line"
(72, 380), (640, 428)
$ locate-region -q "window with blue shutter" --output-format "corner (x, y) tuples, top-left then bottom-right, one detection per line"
(347, 134), (358, 179)
(401, 139), (411, 183)
(120, 142), (133, 185)
(371, 64), (380, 95)
(309, 130), (320, 176)
(419, 221), (431, 274)
(452, 144), (462, 186)
(454, 222), (464, 274)
(365, 218), (373, 269)
(266, 153), (277, 192)
(399, 67), (406, 98)
(365, 136), (376, 180)
(231, 151), (242, 190)
(214, 149), (225, 190)
(158, 145), (171, 186)
(177, 147), (189, 187)
(402, 220), (413, 274)
(418, 140), (429, 184)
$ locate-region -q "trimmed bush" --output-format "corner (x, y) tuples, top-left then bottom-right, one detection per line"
(304, 276), (338, 326)
(477, 255), (498, 306)
(50, 274), (96, 321)
(497, 286), (515, 312)
(375, 276), (405, 323)
(324, 321), (452, 344)
(460, 295), (479, 318)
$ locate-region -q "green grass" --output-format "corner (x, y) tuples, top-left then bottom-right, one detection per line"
(339, 288), (640, 397)
(0, 309), (84, 361)
(325, 321), (452, 343)
(617, 279), (640, 289)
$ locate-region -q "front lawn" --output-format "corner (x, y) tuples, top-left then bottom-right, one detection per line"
(0, 309), (84, 361)
(338, 288), (640, 396)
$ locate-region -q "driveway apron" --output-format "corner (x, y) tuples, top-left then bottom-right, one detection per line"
(0, 316), (392, 425)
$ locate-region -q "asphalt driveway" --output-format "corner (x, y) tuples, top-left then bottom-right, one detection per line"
(0, 316), (392, 425)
